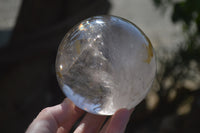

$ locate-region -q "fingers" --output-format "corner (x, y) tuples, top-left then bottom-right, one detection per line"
(74, 113), (107, 133)
(50, 98), (85, 132)
(26, 98), (133, 133)
(101, 109), (133, 133)
(26, 98), (85, 133)
(100, 117), (111, 133)
(74, 108), (133, 133)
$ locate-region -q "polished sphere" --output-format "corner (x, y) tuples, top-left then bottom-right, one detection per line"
(56, 15), (156, 115)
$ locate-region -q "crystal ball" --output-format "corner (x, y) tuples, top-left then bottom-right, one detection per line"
(56, 15), (156, 115)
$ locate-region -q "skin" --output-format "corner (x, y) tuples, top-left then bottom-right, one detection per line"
(26, 98), (133, 133)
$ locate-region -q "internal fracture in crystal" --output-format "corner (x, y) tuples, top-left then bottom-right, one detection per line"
(56, 15), (156, 115)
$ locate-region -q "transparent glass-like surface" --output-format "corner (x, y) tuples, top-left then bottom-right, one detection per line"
(56, 15), (156, 115)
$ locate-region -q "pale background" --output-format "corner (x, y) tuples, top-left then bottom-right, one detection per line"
(0, 0), (182, 51)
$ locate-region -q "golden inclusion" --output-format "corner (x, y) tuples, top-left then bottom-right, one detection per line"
(144, 42), (153, 64)
(56, 15), (156, 115)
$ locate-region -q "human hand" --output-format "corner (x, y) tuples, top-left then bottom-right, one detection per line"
(26, 98), (133, 133)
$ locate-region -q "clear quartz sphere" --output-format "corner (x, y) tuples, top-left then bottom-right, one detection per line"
(56, 15), (156, 115)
